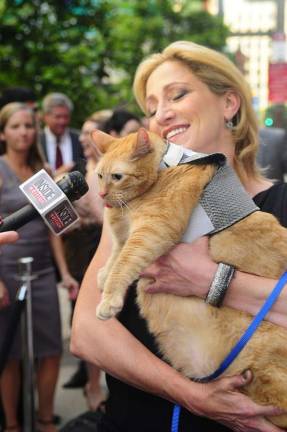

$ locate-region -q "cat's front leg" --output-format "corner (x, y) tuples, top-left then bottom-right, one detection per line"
(97, 241), (122, 295)
(97, 266), (109, 292)
(96, 239), (128, 318)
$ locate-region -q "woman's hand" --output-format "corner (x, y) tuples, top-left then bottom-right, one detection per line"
(191, 371), (285, 432)
(61, 273), (80, 301)
(0, 231), (19, 245)
(0, 280), (10, 309)
(141, 237), (217, 298)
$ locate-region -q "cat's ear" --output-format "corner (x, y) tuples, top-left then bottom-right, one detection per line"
(131, 128), (152, 160)
(91, 129), (115, 154)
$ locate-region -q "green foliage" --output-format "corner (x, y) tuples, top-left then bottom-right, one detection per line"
(0, 0), (229, 126)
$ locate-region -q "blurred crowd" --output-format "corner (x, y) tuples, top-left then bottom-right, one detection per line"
(0, 84), (286, 432)
(0, 86), (143, 432)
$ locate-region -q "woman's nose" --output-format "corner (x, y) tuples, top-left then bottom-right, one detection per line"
(155, 105), (175, 125)
(20, 125), (28, 134)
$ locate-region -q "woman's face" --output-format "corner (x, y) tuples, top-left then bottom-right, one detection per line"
(145, 60), (234, 154)
(79, 120), (100, 160)
(1, 109), (36, 153)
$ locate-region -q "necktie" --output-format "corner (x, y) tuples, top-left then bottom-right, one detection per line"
(55, 136), (63, 169)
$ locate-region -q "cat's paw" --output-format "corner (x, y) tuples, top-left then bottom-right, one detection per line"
(97, 267), (108, 292)
(96, 294), (124, 320)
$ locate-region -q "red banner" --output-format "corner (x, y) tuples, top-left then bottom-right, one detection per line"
(268, 63), (287, 103)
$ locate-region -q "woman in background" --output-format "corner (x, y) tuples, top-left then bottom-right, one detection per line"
(0, 102), (79, 432)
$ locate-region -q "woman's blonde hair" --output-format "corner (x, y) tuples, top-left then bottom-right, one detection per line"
(0, 102), (45, 172)
(133, 40), (261, 181)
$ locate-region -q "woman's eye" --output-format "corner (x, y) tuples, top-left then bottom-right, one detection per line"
(147, 109), (156, 118)
(172, 90), (187, 101)
(112, 174), (123, 181)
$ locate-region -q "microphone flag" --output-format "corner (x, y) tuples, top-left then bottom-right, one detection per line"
(19, 169), (80, 235)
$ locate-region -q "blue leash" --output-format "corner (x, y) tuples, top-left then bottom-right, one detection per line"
(171, 271), (287, 432)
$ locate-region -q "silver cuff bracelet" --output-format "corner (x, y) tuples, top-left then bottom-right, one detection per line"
(205, 263), (235, 307)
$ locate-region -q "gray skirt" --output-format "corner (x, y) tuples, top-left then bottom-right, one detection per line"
(0, 265), (62, 360)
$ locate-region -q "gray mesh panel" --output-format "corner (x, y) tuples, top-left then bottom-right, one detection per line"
(200, 165), (259, 233)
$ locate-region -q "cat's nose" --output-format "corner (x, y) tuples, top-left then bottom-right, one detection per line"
(99, 191), (107, 198)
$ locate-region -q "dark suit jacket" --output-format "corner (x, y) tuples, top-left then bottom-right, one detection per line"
(257, 127), (287, 182)
(39, 128), (86, 174)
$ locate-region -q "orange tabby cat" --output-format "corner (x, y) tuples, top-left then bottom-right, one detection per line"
(93, 128), (287, 427)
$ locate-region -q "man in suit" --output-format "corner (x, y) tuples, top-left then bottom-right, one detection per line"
(40, 92), (85, 177)
(257, 127), (287, 182)
(40, 93), (88, 390)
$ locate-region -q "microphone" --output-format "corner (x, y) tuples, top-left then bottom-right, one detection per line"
(0, 170), (89, 234)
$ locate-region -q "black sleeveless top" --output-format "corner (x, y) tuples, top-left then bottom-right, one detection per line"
(104, 183), (287, 432)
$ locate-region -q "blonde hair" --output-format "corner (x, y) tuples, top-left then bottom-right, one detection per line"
(0, 102), (45, 172)
(133, 40), (261, 181)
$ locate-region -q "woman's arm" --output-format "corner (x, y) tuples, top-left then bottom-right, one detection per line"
(49, 233), (79, 300)
(141, 237), (287, 328)
(71, 223), (284, 432)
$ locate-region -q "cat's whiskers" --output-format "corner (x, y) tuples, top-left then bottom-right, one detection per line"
(118, 198), (130, 214)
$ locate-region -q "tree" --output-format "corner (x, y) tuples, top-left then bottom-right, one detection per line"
(0, 0), (229, 125)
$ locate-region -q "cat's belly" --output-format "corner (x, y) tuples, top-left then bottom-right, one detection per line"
(137, 289), (265, 379)
(156, 305), (226, 378)
(137, 291), (233, 378)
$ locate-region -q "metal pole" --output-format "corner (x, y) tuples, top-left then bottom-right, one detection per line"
(18, 257), (36, 432)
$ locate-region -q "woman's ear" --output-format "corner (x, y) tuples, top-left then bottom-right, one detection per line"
(223, 91), (241, 121)
(91, 129), (115, 154)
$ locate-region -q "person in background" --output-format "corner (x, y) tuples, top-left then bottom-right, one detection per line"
(0, 87), (39, 155)
(40, 92), (85, 392)
(0, 102), (79, 432)
(62, 111), (111, 408)
(0, 231), (20, 307)
(103, 108), (141, 137)
(40, 93), (84, 178)
(257, 127), (287, 182)
(71, 41), (287, 432)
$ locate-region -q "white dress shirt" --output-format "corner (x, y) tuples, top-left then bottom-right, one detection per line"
(44, 127), (73, 171)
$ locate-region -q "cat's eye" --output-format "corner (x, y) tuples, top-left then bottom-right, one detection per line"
(112, 174), (123, 181)
(98, 173), (103, 179)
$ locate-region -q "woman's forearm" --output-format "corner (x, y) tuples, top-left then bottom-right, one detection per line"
(142, 239), (287, 329)
(224, 271), (287, 328)
(71, 293), (191, 405)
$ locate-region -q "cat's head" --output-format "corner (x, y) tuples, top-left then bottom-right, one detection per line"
(91, 128), (166, 208)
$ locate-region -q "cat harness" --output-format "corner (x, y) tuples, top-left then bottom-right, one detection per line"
(160, 141), (259, 243)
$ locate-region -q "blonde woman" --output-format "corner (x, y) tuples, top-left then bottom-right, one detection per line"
(71, 42), (287, 432)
